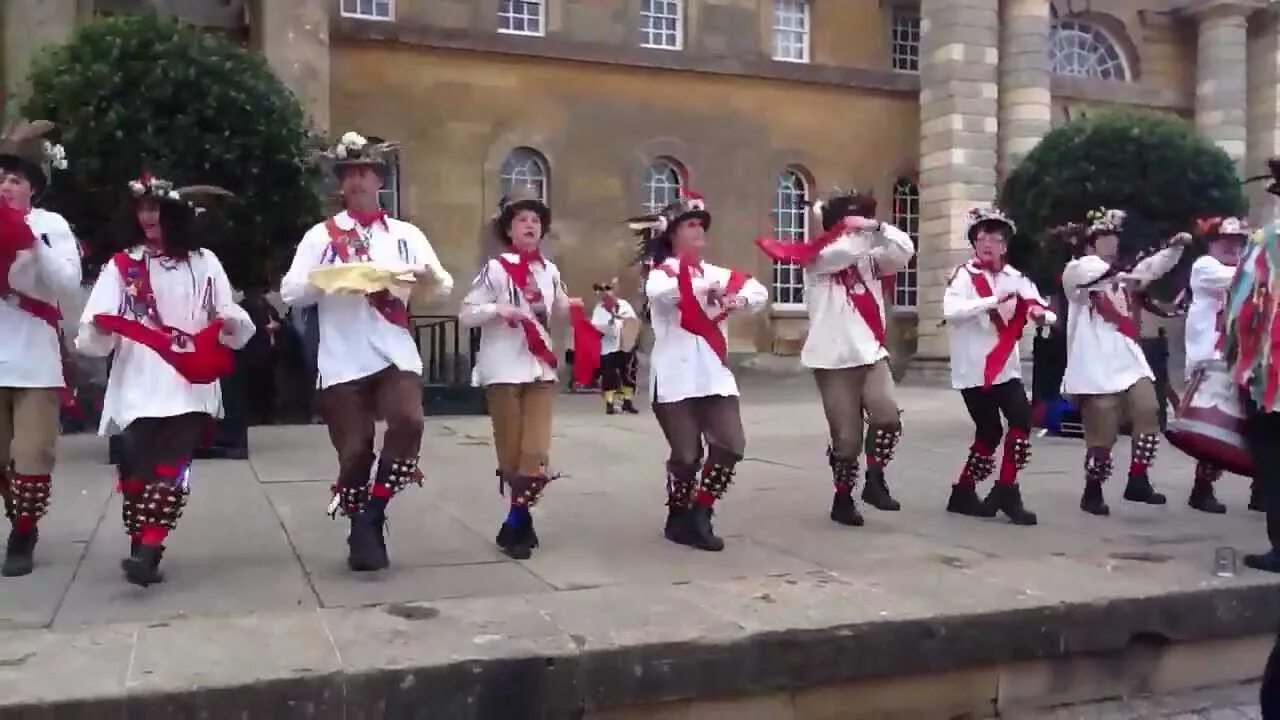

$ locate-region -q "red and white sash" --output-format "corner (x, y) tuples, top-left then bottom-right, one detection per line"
(324, 217), (409, 330)
(495, 255), (558, 370)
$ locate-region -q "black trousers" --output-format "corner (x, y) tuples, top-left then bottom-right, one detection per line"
(1245, 407), (1280, 552)
(959, 380), (1032, 451)
(600, 350), (637, 393)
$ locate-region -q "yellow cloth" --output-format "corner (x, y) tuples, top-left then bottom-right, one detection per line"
(620, 386), (634, 399)
(310, 262), (416, 294)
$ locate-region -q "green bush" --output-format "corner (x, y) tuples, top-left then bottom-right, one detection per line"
(1001, 110), (1245, 296)
(22, 13), (322, 289)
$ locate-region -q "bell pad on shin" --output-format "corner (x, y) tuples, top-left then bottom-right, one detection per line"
(868, 425), (903, 467)
(1085, 448), (1114, 484)
(140, 482), (188, 531)
(961, 446), (996, 484)
(10, 475), (51, 522)
(1007, 435), (1032, 471)
(1132, 433), (1159, 468)
(328, 483), (368, 519)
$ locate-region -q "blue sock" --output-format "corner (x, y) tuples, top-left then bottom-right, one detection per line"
(505, 504), (530, 528)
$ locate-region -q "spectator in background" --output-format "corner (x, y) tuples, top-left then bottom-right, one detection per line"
(239, 288), (282, 425)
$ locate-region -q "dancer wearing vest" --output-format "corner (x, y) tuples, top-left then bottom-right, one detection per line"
(76, 174), (254, 586)
(1183, 216), (1258, 514)
(943, 207), (1054, 525)
(1059, 209), (1191, 516)
(754, 189), (913, 527)
(0, 120), (78, 578)
(591, 278), (640, 415)
(461, 186), (571, 560)
(281, 132), (454, 572)
(632, 193), (767, 550)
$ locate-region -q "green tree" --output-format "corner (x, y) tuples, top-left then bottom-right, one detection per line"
(21, 13), (322, 288)
(1001, 110), (1245, 297)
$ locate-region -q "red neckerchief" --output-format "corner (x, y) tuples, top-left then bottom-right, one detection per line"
(494, 255), (558, 369)
(323, 217), (409, 329)
(754, 225), (845, 266)
(835, 264), (886, 346)
(966, 265), (1040, 389)
(347, 208), (387, 230)
(659, 257), (750, 365)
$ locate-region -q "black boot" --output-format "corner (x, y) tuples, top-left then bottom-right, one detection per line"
(686, 505), (724, 552)
(1188, 483), (1227, 514)
(605, 402), (617, 415)
(368, 500), (390, 570)
(862, 468), (901, 511)
(1250, 481), (1266, 512)
(1080, 481), (1110, 516)
(1, 528), (36, 577)
(1244, 550), (1280, 573)
(947, 484), (996, 518)
(1123, 472), (1167, 505)
(985, 484), (1037, 526)
(664, 506), (692, 545)
(122, 544), (165, 587)
(830, 491), (864, 527)
(496, 514), (536, 560)
(347, 512), (385, 572)
(621, 398), (640, 414)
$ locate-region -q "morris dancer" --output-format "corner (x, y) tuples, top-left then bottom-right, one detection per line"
(1223, 213), (1280, 572)
(281, 132), (454, 572)
(76, 173), (254, 586)
(632, 193), (767, 550)
(755, 189), (912, 527)
(460, 186), (572, 560)
(1184, 216), (1257, 514)
(591, 278), (640, 414)
(942, 207), (1054, 525)
(0, 120), (78, 578)
(1060, 209), (1191, 516)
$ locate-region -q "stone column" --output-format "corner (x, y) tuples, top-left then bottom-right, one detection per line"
(3, 0), (78, 109)
(997, 0), (1051, 180)
(252, 0), (331, 132)
(1191, 0), (1263, 174)
(916, 0), (1001, 360)
(1247, 7), (1280, 225)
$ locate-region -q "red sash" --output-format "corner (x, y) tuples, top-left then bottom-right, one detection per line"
(835, 264), (886, 346)
(754, 225), (845, 266)
(664, 260), (749, 365)
(495, 256), (558, 370)
(1090, 290), (1138, 340)
(323, 218), (409, 330)
(98, 252), (234, 385)
(967, 269), (1033, 389)
(569, 303), (601, 387)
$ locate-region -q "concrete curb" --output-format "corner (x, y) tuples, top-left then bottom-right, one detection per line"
(1, 572), (1278, 720)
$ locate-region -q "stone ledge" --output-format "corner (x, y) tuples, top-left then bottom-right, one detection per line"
(1, 571), (1278, 719)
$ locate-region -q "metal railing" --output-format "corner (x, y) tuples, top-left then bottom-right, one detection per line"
(411, 314), (481, 387)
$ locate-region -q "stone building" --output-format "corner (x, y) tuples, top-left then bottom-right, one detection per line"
(2, 0), (1276, 370)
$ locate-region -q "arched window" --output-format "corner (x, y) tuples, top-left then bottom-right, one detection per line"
(499, 147), (549, 202)
(771, 169), (810, 306)
(892, 178), (920, 308)
(1050, 18), (1129, 81)
(642, 158), (684, 214)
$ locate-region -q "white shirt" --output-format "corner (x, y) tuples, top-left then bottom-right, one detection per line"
(799, 224), (915, 370)
(645, 257), (768, 403)
(460, 253), (568, 386)
(1061, 246), (1184, 396)
(943, 261), (1054, 390)
(75, 248), (257, 435)
(0, 208), (82, 388)
(591, 298), (637, 355)
(1184, 255), (1235, 379)
(280, 212), (454, 389)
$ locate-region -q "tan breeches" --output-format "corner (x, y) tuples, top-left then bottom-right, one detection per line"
(813, 360), (901, 459)
(1077, 378), (1160, 449)
(486, 382), (555, 477)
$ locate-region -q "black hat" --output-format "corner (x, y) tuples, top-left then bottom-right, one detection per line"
(628, 192), (711, 264)
(493, 184), (551, 244)
(964, 206), (1016, 243)
(0, 120), (66, 199)
(811, 188), (877, 232)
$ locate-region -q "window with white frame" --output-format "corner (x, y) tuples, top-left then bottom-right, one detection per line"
(773, 0), (810, 63)
(1050, 18), (1129, 80)
(642, 158), (684, 214)
(341, 0), (393, 21)
(498, 0), (545, 36)
(892, 178), (920, 308)
(500, 147), (550, 203)
(378, 149), (401, 218)
(641, 0), (683, 50)
(771, 169), (810, 306)
(891, 7), (921, 73)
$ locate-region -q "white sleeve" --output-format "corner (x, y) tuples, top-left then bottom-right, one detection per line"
(806, 233), (863, 275)
(617, 300), (638, 320)
(943, 269), (999, 321)
(734, 275), (769, 315)
(1061, 256), (1111, 302)
(1124, 245), (1186, 287)
(74, 263), (123, 358)
(12, 214), (82, 299)
(280, 225), (328, 307)
(1190, 256), (1235, 294)
(207, 252), (257, 350)
(459, 260), (503, 328)
(591, 304), (617, 336)
(410, 226), (454, 302)
(869, 223), (916, 277)
(646, 264), (712, 306)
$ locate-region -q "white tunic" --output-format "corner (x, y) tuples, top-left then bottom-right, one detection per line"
(645, 257), (768, 403)
(75, 248), (257, 435)
(1184, 255), (1235, 379)
(1061, 246), (1184, 396)
(799, 224), (915, 370)
(280, 212), (454, 389)
(943, 261), (1053, 390)
(460, 253), (568, 386)
(591, 299), (638, 356)
(0, 208), (82, 389)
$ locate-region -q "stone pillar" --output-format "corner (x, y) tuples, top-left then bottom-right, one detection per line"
(252, 0), (330, 132)
(916, 0), (1001, 360)
(1191, 0), (1262, 174)
(997, 0), (1051, 180)
(3, 0), (78, 109)
(1247, 8), (1280, 225)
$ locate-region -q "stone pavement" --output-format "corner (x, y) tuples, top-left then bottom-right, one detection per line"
(1022, 682), (1261, 719)
(2, 374), (1279, 717)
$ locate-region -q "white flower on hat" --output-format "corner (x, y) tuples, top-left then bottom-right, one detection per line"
(43, 140), (68, 171)
(340, 131), (367, 149)
(1220, 217), (1245, 235)
(687, 198), (705, 212)
(128, 180), (146, 196)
